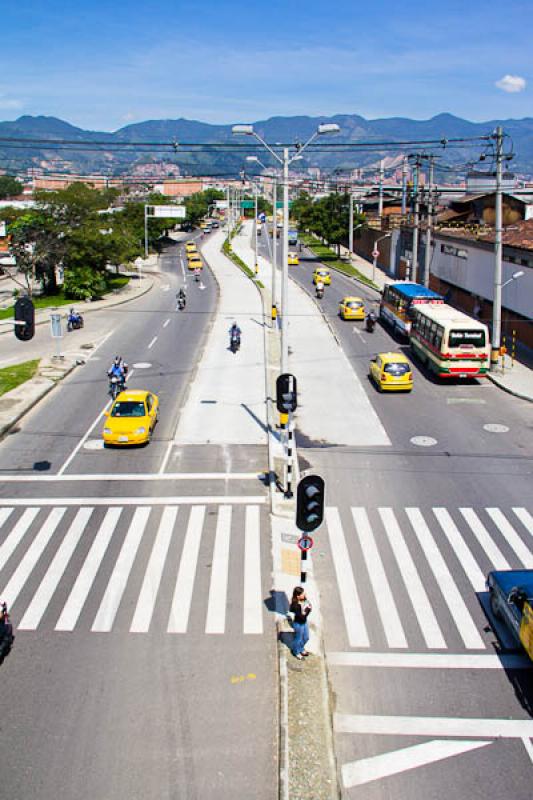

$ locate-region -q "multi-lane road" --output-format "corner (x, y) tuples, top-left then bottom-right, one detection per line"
(259, 230), (533, 799)
(0, 235), (276, 800)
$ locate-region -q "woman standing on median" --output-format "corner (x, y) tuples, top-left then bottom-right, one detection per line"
(290, 586), (312, 660)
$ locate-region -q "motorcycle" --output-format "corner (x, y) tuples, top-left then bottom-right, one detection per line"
(0, 601), (14, 661)
(109, 374), (126, 400)
(365, 313), (377, 333)
(315, 286), (324, 299)
(177, 295), (186, 310)
(67, 310), (84, 331)
(230, 332), (241, 353)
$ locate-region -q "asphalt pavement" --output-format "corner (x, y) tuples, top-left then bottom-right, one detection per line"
(0, 234), (277, 800)
(257, 227), (533, 800)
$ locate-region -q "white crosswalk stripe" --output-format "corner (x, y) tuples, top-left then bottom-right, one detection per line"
(0, 502), (266, 636)
(323, 505), (533, 653)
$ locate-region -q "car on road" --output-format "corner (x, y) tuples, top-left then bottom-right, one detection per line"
(339, 296), (365, 320)
(487, 570), (533, 660)
(185, 242), (197, 253)
(369, 352), (413, 392)
(312, 268), (331, 285)
(188, 257), (203, 271)
(288, 252), (299, 265)
(103, 390), (159, 446)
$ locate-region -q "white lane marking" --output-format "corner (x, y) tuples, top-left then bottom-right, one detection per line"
(55, 507), (122, 631)
(0, 508), (40, 568)
(147, 336), (158, 350)
(325, 507), (369, 647)
(130, 506), (177, 633)
(180, 257), (186, 281)
(205, 506), (231, 634)
(484, 423), (509, 433)
(167, 506), (205, 633)
(342, 739), (491, 789)
(432, 508), (486, 592)
(162, 285), (171, 292)
(523, 736), (533, 766)
(513, 507), (533, 537)
(327, 652), (532, 669)
(243, 505), (263, 634)
(334, 712), (533, 739)
(0, 495), (266, 506)
(0, 508), (65, 607)
(19, 508), (94, 630)
(352, 508), (407, 648)
(459, 508), (510, 569)
(379, 508), (445, 649)
(405, 508), (485, 649)
(0, 472), (262, 482)
(92, 506), (150, 632)
(163, 318), (171, 328)
(158, 442), (174, 475)
(410, 436), (438, 447)
(486, 507), (533, 567)
(132, 362), (152, 369)
(57, 404), (110, 476)
(83, 440), (104, 451)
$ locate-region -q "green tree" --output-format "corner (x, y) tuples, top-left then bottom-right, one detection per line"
(0, 176), (23, 200)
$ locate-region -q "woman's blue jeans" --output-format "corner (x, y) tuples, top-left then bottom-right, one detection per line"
(292, 621), (309, 655)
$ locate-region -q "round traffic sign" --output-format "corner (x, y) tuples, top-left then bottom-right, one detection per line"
(372, 249), (380, 258)
(297, 535), (314, 552)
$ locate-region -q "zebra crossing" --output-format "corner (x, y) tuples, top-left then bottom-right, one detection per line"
(323, 505), (533, 652)
(0, 502), (266, 636)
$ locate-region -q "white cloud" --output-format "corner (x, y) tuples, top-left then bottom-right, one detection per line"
(495, 74), (526, 93)
(0, 93), (23, 110)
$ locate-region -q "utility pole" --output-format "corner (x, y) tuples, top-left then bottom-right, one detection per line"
(378, 159), (384, 223)
(411, 158), (420, 283)
(226, 185), (231, 236)
(281, 148), (289, 373)
(423, 156), (434, 288)
(401, 156), (408, 216)
(491, 126), (504, 369)
(349, 190), (353, 253)
(272, 176), (277, 322)
(253, 183), (258, 274)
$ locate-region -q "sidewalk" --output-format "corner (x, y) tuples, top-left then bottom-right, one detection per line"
(487, 357), (533, 402)
(173, 230), (267, 445)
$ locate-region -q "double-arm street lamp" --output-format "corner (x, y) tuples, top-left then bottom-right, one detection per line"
(233, 123), (340, 373)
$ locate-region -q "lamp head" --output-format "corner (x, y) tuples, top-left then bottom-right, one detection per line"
(232, 124), (254, 135)
(512, 270), (525, 280)
(246, 156), (259, 162)
(317, 123), (340, 135)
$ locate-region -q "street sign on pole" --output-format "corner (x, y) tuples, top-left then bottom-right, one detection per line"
(50, 313), (62, 338)
(297, 535), (314, 552)
(148, 205), (186, 219)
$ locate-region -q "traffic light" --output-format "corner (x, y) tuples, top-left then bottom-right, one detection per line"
(296, 474), (325, 532)
(276, 373), (297, 413)
(14, 296), (35, 341)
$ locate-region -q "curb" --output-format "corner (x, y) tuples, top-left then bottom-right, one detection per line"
(486, 371), (533, 403)
(0, 360), (77, 442)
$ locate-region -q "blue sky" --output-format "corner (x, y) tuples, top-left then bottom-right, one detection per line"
(1, 0), (530, 131)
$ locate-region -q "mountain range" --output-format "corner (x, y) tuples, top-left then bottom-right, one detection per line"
(1, 113), (532, 180)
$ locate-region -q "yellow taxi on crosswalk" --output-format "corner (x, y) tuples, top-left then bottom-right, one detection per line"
(369, 352), (413, 392)
(312, 267), (331, 285)
(103, 390), (159, 446)
(339, 296), (365, 320)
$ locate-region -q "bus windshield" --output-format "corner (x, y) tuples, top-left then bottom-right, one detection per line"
(448, 329), (486, 348)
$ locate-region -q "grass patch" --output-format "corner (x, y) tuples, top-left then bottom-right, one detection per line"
(0, 274), (131, 320)
(0, 359), (40, 397)
(222, 238), (256, 280)
(300, 233), (379, 290)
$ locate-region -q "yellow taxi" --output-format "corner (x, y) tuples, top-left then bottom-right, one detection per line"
(339, 296), (365, 320)
(312, 267), (331, 285)
(185, 242), (197, 253)
(369, 352), (413, 392)
(288, 252), (299, 266)
(188, 256), (203, 271)
(103, 390), (159, 446)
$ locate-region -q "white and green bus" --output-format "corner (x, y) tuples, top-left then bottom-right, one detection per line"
(410, 303), (490, 379)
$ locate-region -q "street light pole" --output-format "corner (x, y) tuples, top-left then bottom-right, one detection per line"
(272, 176), (278, 322)
(349, 192), (354, 253)
(491, 126), (504, 369)
(254, 183), (259, 274)
(281, 148), (290, 373)
(423, 156), (434, 288)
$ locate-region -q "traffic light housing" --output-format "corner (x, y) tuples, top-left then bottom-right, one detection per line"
(276, 373), (297, 413)
(14, 296), (35, 341)
(296, 474), (325, 532)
